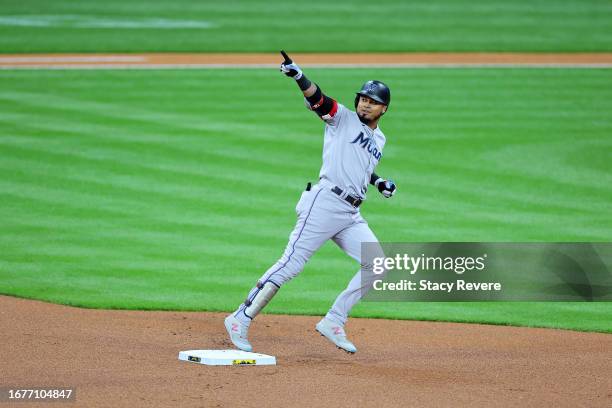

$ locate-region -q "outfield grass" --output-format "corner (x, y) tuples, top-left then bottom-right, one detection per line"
(1, 0), (612, 52)
(0, 68), (611, 332)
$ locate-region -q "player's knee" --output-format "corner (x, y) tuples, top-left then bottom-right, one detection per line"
(360, 245), (385, 272)
(279, 259), (308, 282)
(266, 255), (308, 284)
(360, 259), (374, 272)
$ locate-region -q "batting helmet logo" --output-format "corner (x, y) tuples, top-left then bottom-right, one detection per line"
(365, 83), (377, 93)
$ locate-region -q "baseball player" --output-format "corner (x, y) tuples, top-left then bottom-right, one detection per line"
(224, 51), (396, 354)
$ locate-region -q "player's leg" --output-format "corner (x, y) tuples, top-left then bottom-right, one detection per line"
(225, 186), (341, 350)
(315, 217), (383, 353)
(326, 218), (383, 325)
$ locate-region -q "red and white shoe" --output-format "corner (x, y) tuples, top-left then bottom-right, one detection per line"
(224, 315), (253, 352)
(315, 317), (357, 354)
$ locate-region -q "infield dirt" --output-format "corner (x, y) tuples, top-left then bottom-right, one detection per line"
(1, 295), (610, 407)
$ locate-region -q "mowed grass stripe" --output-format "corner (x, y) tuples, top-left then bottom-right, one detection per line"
(5, 136), (605, 241)
(1, 148), (299, 258)
(405, 158), (611, 213)
(0, 134), (311, 202)
(2, 69), (608, 226)
(2, 71), (608, 197)
(0, 90), (322, 178)
(0, 186), (288, 247)
(0, 149), (301, 267)
(1, 68), (608, 220)
(0, 91), (323, 155)
(0, 140), (308, 248)
(1, 0), (611, 52)
(1, 68), (611, 331)
(0, 182), (293, 251)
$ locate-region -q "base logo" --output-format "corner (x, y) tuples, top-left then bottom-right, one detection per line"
(232, 359), (256, 365)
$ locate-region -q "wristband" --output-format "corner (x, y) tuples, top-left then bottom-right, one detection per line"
(296, 75), (311, 91)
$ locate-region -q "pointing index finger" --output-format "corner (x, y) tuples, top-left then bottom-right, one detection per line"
(280, 50), (293, 64)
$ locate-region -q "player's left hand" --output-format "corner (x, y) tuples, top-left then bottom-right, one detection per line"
(280, 61), (303, 79)
(376, 178), (396, 198)
(280, 50), (303, 79)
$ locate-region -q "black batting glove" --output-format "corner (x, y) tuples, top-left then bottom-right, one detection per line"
(279, 50), (303, 79)
(375, 178), (397, 198)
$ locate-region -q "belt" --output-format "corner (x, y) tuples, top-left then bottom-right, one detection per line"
(331, 186), (363, 208)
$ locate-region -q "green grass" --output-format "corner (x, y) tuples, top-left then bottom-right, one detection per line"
(0, 68), (611, 333)
(1, 0), (612, 52)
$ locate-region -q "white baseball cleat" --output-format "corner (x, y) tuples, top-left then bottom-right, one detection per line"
(224, 314), (253, 352)
(315, 317), (357, 354)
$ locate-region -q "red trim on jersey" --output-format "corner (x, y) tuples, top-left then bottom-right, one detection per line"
(328, 100), (338, 117)
(318, 98), (338, 122)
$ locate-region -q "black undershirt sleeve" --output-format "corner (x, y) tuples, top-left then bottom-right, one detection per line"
(370, 173), (381, 185)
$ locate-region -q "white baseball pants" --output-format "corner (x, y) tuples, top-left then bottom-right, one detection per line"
(233, 179), (382, 326)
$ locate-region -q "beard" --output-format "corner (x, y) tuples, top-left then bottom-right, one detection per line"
(357, 110), (382, 125)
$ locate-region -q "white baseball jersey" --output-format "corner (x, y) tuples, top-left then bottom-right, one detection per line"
(319, 103), (386, 199)
(233, 96), (388, 329)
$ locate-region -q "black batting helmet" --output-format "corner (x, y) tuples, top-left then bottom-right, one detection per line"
(354, 80), (391, 108)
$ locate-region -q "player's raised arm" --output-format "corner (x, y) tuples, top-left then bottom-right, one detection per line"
(280, 50), (338, 121)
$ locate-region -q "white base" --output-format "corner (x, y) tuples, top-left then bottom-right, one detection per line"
(178, 350), (276, 366)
